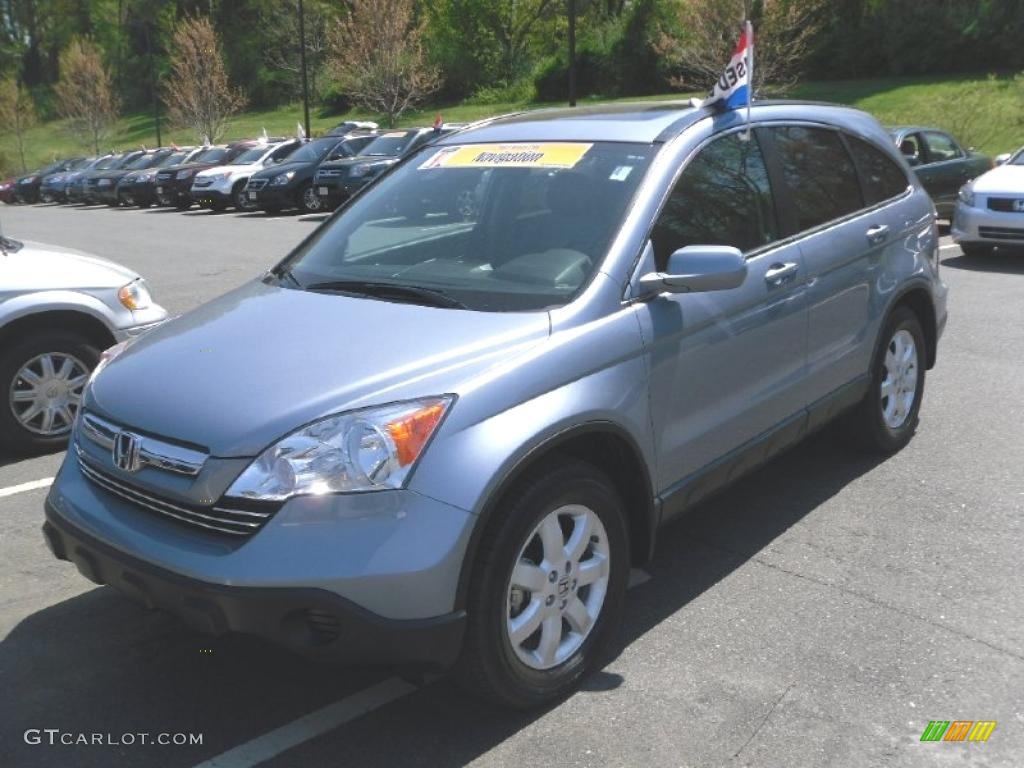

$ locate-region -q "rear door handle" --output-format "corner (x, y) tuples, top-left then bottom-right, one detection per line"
(866, 225), (890, 245)
(765, 262), (799, 287)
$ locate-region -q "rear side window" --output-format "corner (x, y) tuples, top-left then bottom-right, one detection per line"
(846, 136), (909, 204)
(766, 125), (863, 232)
(923, 131), (962, 162)
(651, 131), (778, 267)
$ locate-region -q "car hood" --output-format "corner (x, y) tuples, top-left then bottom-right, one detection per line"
(86, 279), (551, 457)
(972, 163), (1024, 194)
(251, 160), (312, 179)
(2, 240), (139, 292)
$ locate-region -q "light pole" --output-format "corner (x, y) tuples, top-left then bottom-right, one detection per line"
(298, 0), (311, 139)
(568, 0), (577, 107)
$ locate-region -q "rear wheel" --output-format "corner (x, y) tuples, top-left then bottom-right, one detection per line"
(0, 332), (99, 453)
(845, 306), (926, 454)
(456, 457), (629, 709)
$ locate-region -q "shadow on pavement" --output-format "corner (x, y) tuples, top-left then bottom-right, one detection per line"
(0, 431), (885, 767)
(942, 250), (1024, 274)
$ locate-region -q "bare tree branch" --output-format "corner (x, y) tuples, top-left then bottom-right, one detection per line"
(53, 38), (119, 155)
(327, 0), (441, 128)
(0, 76), (38, 171)
(163, 16), (247, 144)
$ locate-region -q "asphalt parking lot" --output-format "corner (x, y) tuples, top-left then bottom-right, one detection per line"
(1, 203), (1022, 768)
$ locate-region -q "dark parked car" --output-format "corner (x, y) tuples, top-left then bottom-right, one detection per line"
(39, 157), (94, 203)
(65, 154), (120, 204)
(153, 142), (257, 209)
(313, 128), (454, 210)
(90, 149), (176, 206)
(244, 134), (376, 214)
(891, 127), (992, 217)
(82, 152), (145, 204)
(0, 176), (16, 204)
(117, 147), (201, 208)
(14, 160), (76, 203)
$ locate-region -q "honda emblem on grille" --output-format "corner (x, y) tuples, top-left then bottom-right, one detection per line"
(113, 431), (142, 472)
(1013, 199), (1024, 212)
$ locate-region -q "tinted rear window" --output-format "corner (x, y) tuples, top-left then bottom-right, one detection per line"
(767, 126), (864, 232)
(846, 136), (909, 204)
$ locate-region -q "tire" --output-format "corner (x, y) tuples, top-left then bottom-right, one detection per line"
(175, 200), (191, 211)
(210, 199), (227, 212)
(0, 332), (100, 453)
(456, 456), (629, 709)
(960, 242), (993, 258)
(298, 183), (322, 214)
(844, 306), (926, 454)
(233, 182), (255, 211)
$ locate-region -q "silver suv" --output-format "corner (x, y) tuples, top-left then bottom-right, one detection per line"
(43, 101), (946, 708)
(0, 236), (167, 452)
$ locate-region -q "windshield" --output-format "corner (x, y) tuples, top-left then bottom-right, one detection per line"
(159, 151), (188, 166)
(94, 156), (120, 170)
(1011, 148), (1024, 166)
(194, 147), (228, 163)
(286, 138), (340, 164)
(68, 158), (91, 170)
(231, 146), (271, 165)
(360, 133), (415, 157)
(279, 141), (654, 312)
(128, 152), (167, 170)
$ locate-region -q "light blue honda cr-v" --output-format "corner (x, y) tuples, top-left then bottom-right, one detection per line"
(44, 100), (946, 708)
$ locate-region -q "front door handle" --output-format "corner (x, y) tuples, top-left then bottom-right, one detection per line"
(765, 262), (799, 287)
(866, 224), (890, 245)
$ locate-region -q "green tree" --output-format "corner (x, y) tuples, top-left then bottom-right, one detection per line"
(0, 77), (39, 171)
(53, 37), (119, 153)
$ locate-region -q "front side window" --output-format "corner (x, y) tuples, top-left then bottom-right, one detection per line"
(768, 125), (863, 232)
(360, 133), (416, 157)
(923, 131), (962, 162)
(846, 136), (909, 204)
(287, 138), (340, 164)
(652, 131), (778, 268)
(279, 141), (654, 312)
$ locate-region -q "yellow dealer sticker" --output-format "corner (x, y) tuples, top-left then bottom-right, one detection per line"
(419, 143), (593, 170)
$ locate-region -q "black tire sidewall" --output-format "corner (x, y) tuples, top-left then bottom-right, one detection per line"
(862, 307), (926, 452)
(0, 332), (100, 452)
(462, 459), (629, 708)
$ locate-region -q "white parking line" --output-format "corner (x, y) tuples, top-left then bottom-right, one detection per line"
(190, 677), (417, 768)
(189, 567), (656, 767)
(939, 243), (961, 251)
(0, 477), (54, 499)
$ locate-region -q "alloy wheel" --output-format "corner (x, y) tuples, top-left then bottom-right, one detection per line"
(302, 186), (322, 212)
(8, 352), (90, 436)
(505, 504), (610, 670)
(880, 329), (918, 429)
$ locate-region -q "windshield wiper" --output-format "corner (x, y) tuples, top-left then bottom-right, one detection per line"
(304, 279), (467, 309)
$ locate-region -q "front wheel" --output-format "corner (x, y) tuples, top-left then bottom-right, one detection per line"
(234, 182), (256, 211)
(456, 457), (629, 709)
(0, 332), (99, 453)
(298, 183), (322, 214)
(845, 306), (926, 454)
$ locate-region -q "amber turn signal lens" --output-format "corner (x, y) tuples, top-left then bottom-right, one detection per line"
(386, 403), (447, 467)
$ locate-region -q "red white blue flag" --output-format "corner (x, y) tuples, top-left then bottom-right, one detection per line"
(703, 23), (753, 111)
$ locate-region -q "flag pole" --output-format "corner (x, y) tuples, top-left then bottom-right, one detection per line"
(745, 19), (754, 141)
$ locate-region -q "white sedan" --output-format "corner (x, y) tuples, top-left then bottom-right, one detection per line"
(952, 147), (1024, 256)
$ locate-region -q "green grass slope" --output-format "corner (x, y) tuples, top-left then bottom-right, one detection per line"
(3, 74), (1022, 174)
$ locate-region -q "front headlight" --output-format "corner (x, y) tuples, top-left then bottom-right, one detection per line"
(224, 396), (453, 501)
(118, 279), (152, 310)
(958, 184), (975, 207)
(350, 164), (372, 178)
(176, 169), (194, 180)
(269, 171), (295, 186)
(206, 172), (229, 182)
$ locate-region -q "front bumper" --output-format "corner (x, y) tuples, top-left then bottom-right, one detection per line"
(42, 448), (474, 665)
(94, 183), (119, 204)
(191, 188), (232, 208)
(250, 184), (298, 209)
(952, 202), (1024, 247)
(154, 181), (193, 206)
(118, 182), (157, 206)
(43, 505), (465, 668)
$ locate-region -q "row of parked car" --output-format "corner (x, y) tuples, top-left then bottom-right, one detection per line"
(0, 120), (461, 216)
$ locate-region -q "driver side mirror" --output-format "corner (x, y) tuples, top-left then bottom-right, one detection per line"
(639, 245), (748, 294)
